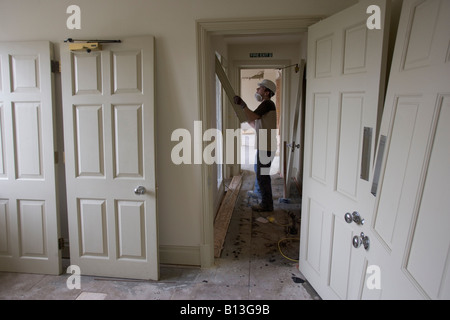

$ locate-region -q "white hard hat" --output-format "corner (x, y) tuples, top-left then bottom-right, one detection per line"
(258, 79), (276, 94)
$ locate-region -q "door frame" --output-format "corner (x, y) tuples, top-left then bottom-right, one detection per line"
(233, 62), (290, 175)
(196, 16), (322, 267)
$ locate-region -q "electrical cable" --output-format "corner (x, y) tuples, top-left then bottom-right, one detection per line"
(263, 210), (301, 261)
(277, 237), (300, 262)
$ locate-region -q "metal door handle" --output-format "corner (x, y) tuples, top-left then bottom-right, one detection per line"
(344, 211), (365, 225)
(287, 142), (301, 152)
(134, 186), (146, 195)
(352, 232), (370, 251)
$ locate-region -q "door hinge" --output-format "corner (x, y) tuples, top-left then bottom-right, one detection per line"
(58, 238), (65, 250)
(54, 151), (58, 164)
(51, 60), (61, 73)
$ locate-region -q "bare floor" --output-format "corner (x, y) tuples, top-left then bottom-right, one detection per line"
(0, 171), (320, 300)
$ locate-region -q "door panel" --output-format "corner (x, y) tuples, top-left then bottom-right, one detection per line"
(299, 0), (390, 299)
(72, 53), (102, 95)
(405, 97), (450, 298)
(310, 93), (330, 184)
(61, 36), (158, 280)
(13, 102), (44, 178)
(112, 104), (143, 178)
(78, 198), (108, 257)
(373, 97), (419, 248)
(116, 200), (146, 259)
(402, 0), (441, 70)
(337, 93), (364, 199)
(373, 0), (450, 299)
(74, 104), (104, 177)
(304, 198), (326, 273)
(329, 218), (354, 299)
(0, 104), (5, 177)
(18, 200), (46, 257)
(9, 54), (40, 93)
(343, 24), (369, 75)
(0, 41), (60, 275)
(112, 51), (142, 94)
(0, 200), (9, 255)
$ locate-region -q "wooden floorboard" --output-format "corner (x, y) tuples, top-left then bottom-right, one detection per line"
(214, 174), (243, 258)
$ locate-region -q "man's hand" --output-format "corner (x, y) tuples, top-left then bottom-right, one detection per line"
(234, 95), (258, 128)
(234, 96), (246, 108)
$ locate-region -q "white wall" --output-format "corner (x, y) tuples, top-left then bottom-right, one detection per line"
(0, 0), (358, 265)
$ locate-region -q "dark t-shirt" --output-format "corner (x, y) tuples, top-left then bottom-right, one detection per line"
(254, 100), (276, 117)
(253, 100), (277, 151)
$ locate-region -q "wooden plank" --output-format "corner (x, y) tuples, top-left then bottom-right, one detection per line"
(214, 174), (243, 258)
(215, 56), (247, 123)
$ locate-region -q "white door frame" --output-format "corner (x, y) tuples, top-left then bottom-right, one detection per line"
(196, 16), (322, 267)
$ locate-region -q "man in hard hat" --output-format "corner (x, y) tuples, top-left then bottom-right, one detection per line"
(234, 79), (277, 212)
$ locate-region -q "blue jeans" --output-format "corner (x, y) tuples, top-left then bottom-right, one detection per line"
(253, 156), (261, 196)
(256, 150), (273, 209)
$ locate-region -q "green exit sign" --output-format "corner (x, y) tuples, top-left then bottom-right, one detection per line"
(250, 53), (273, 58)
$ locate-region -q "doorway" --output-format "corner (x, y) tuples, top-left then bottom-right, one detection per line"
(197, 17), (319, 267)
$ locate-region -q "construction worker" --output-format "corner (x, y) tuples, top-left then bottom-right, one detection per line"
(234, 79), (277, 212)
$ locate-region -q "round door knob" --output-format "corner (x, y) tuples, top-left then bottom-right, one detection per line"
(352, 211), (365, 225)
(352, 233), (370, 250)
(353, 235), (361, 248)
(361, 232), (370, 251)
(345, 212), (353, 224)
(345, 211), (365, 225)
(134, 186), (146, 195)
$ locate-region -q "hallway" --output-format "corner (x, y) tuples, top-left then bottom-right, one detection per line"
(0, 171), (319, 300)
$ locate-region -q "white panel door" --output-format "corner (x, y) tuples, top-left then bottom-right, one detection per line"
(299, 0), (390, 299)
(374, 0), (450, 299)
(61, 36), (158, 280)
(0, 41), (61, 275)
